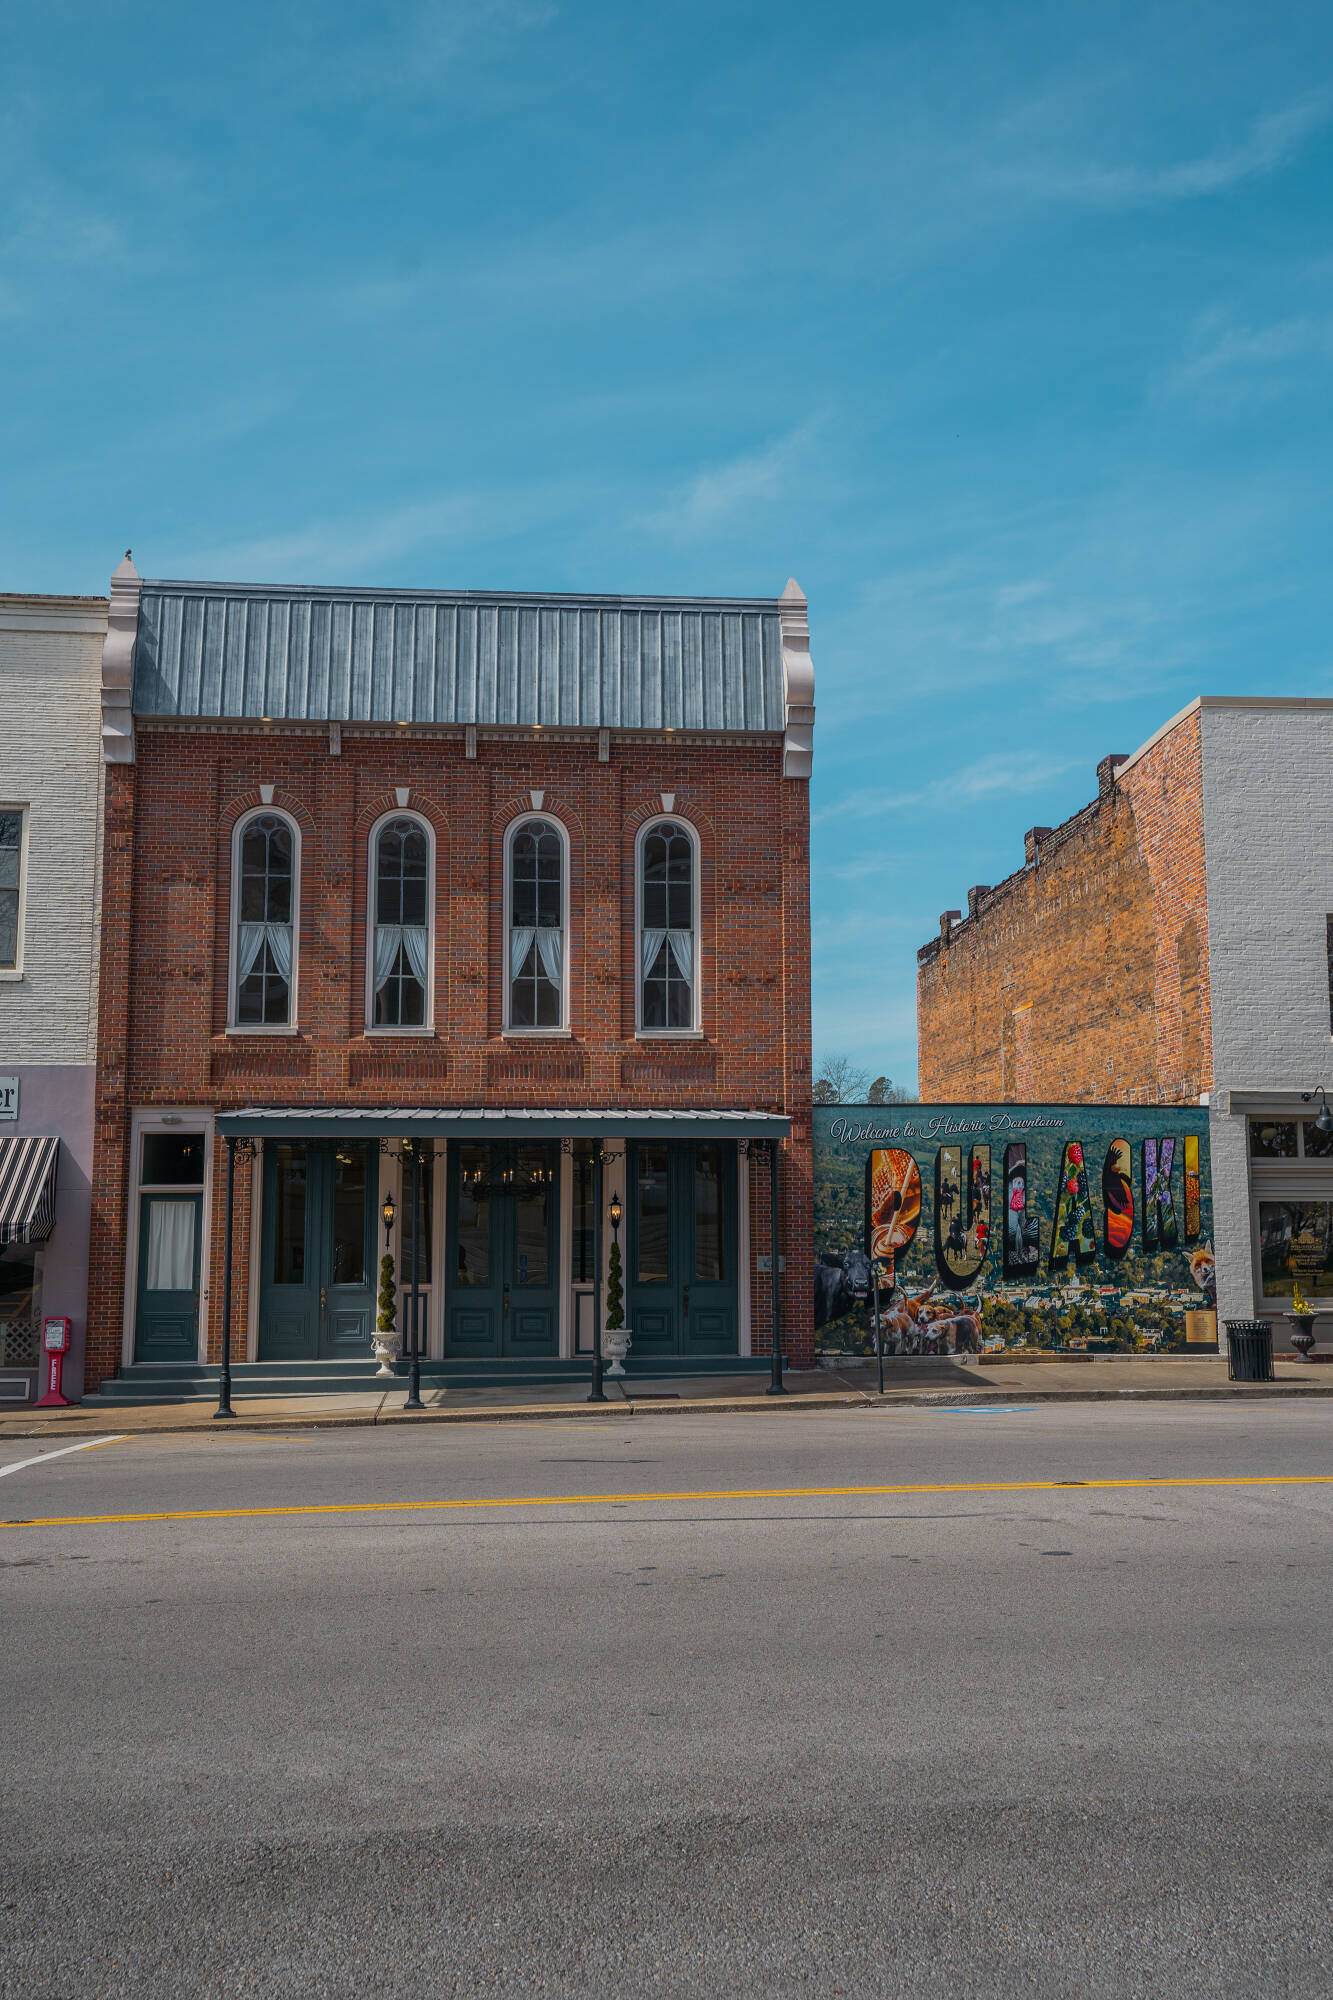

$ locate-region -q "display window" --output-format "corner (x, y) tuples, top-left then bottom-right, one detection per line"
(0, 1243), (43, 1366)
(1248, 1118), (1333, 1306)
(1258, 1202), (1333, 1298)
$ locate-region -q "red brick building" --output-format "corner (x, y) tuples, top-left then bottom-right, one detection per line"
(87, 560), (815, 1397)
(917, 713), (1209, 1108)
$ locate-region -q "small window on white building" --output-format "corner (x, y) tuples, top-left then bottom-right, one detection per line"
(233, 813), (296, 1026)
(638, 819), (697, 1031)
(371, 817), (431, 1028)
(0, 809), (25, 971)
(507, 818), (565, 1029)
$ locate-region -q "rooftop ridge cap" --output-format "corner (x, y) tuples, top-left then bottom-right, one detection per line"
(138, 578), (785, 611)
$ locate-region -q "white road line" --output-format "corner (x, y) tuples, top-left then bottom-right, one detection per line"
(0, 1436), (124, 1479)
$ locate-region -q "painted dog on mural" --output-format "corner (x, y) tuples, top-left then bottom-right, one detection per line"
(875, 1280), (983, 1357)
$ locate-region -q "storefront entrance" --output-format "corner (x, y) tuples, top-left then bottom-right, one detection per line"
(445, 1141), (560, 1357)
(134, 1191), (202, 1362)
(626, 1141), (738, 1355)
(258, 1140), (377, 1360)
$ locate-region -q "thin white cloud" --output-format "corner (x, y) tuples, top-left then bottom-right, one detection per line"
(991, 91), (1332, 209)
(995, 578), (1050, 610)
(319, 0), (559, 100)
(813, 750), (1080, 827)
(636, 423), (819, 543)
(163, 481), (586, 586)
(1168, 314), (1333, 397)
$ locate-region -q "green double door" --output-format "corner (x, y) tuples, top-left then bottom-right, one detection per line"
(446, 1142), (559, 1357)
(627, 1141), (738, 1356)
(258, 1140), (377, 1361)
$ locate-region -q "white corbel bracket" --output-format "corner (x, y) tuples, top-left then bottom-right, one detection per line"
(101, 551), (141, 764)
(779, 576), (815, 780)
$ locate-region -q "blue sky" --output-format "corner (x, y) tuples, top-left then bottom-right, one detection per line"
(5, 1), (1331, 1090)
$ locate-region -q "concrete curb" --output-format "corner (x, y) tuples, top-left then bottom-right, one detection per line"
(4, 1379), (1330, 1440)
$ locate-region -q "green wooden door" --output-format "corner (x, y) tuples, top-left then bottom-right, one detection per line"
(446, 1142), (559, 1358)
(627, 1142), (737, 1357)
(134, 1192), (202, 1362)
(259, 1141), (377, 1361)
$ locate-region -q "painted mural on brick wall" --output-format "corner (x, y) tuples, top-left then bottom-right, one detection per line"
(813, 1105), (1215, 1355)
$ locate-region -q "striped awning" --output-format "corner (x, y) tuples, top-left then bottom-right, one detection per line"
(0, 1136), (61, 1246)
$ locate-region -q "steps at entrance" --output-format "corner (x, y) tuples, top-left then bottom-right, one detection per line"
(86, 1353), (774, 1404)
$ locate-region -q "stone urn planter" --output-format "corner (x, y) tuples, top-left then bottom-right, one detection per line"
(603, 1328), (632, 1378)
(1285, 1313), (1317, 1362)
(371, 1329), (402, 1378)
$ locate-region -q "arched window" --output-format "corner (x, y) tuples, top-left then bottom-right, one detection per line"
(232, 812), (296, 1027)
(370, 816), (431, 1028)
(638, 819), (697, 1031)
(506, 817), (565, 1029)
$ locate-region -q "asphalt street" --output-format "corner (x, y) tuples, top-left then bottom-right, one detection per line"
(2, 1401), (1331, 1998)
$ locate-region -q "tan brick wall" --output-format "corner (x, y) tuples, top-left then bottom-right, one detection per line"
(87, 727), (813, 1387)
(917, 711), (1211, 1107)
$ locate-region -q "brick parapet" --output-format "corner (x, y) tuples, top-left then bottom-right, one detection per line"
(916, 714), (1210, 1107)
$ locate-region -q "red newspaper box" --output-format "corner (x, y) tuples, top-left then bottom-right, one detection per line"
(36, 1317), (72, 1407)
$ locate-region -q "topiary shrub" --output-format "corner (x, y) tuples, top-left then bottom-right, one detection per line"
(378, 1253), (397, 1334)
(605, 1237), (625, 1330)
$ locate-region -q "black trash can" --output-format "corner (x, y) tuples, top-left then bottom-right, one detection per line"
(1226, 1320), (1275, 1383)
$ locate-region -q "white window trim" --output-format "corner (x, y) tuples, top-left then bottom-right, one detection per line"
(634, 813), (701, 1036)
(0, 803), (30, 981)
(227, 808), (302, 1034)
(364, 809), (436, 1034)
(502, 812), (571, 1034)
(121, 1108), (215, 1368)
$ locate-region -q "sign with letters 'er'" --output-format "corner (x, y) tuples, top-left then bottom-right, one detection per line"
(0, 1077), (17, 1120)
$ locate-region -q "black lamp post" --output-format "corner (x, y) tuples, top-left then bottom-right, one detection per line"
(216, 1136), (239, 1420)
(609, 1190), (623, 1234)
(382, 1189), (396, 1247)
(405, 1145), (424, 1410)
(588, 1150), (608, 1403)
(767, 1138), (785, 1395)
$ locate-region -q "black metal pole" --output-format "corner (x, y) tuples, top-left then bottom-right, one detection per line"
(405, 1143), (424, 1409)
(767, 1138), (785, 1394)
(588, 1145), (607, 1402)
(215, 1136), (236, 1420)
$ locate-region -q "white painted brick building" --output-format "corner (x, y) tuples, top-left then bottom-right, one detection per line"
(0, 592), (108, 1399)
(1201, 700), (1333, 1344)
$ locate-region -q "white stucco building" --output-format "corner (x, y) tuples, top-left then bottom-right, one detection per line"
(1201, 700), (1333, 1346)
(0, 591), (108, 1401)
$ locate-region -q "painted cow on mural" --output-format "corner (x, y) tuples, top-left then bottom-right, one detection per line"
(814, 1248), (873, 1330)
(875, 1280), (983, 1357)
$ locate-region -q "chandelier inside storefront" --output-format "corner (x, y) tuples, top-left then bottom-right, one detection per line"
(459, 1157), (555, 1198)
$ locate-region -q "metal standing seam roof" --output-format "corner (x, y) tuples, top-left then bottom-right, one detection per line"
(131, 582), (788, 732)
(0, 1135), (61, 1245)
(215, 1107), (791, 1139)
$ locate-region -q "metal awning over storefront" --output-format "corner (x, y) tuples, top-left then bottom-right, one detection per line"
(215, 1107), (791, 1140)
(0, 1135), (61, 1245)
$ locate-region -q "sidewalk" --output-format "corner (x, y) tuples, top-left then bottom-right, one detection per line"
(2, 1355), (1330, 1438)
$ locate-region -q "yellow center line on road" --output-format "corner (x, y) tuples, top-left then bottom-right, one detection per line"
(5, 1472), (1333, 1530)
